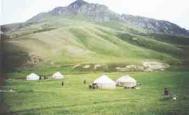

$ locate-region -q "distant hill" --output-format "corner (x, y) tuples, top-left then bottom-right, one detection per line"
(1, 0), (189, 72)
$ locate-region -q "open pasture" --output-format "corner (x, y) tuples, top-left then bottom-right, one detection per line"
(2, 71), (189, 115)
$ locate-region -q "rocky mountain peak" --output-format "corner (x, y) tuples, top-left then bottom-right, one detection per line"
(48, 0), (116, 22)
(68, 0), (88, 9)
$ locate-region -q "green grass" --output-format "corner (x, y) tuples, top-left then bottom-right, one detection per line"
(4, 17), (188, 73)
(2, 71), (189, 115)
(118, 33), (182, 56)
(145, 34), (189, 46)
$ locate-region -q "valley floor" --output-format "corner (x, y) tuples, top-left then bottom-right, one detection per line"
(1, 70), (189, 115)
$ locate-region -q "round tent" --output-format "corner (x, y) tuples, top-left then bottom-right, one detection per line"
(26, 73), (40, 81)
(116, 75), (137, 88)
(52, 72), (64, 79)
(93, 75), (116, 89)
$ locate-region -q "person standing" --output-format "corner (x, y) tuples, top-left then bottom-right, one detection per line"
(62, 81), (64, 87)
(83, 80), (86, 84)
(164, 88), (169, 96)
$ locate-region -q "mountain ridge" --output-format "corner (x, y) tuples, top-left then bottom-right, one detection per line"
(1, 0), (189, 36)
(25, 0), (189, 36)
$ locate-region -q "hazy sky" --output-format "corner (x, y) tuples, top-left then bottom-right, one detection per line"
(1, 0), (189, 29)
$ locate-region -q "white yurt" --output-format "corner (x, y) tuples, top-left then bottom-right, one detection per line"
(116, 75), (137, 88)
(52, 72), (64, 79)
(93, 75), (116, 89)
(26, 73), (40, 81)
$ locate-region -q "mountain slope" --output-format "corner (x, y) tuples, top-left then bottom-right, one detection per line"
(1, 0), (189, 72)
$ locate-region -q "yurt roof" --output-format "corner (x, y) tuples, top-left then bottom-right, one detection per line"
(27, 73), (40, 78)
(94, 75), (115, 84)
(116, 75), (136, 83)
(53, 72), (63, 77)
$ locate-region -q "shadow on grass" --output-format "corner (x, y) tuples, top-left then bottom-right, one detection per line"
(1, 39), (31, 74)
(0, 36), (31, 114)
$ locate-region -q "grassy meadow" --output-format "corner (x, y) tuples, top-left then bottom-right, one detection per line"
(1, 70), (189, 115)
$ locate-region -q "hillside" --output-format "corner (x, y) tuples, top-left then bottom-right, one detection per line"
(1, 0), (189, 73)
(1, 1), (189, 114)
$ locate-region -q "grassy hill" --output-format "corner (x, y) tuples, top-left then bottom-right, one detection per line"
(2, 16), (189, 73)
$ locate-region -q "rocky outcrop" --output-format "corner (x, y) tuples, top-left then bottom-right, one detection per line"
(72, 61), (169, 72)
(142, 61), (170, 72)
(115, 61), (170, 72)
(121, 15), (189, 36)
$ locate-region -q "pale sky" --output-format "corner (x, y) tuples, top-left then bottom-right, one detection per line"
(1, 0), (189, 29)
